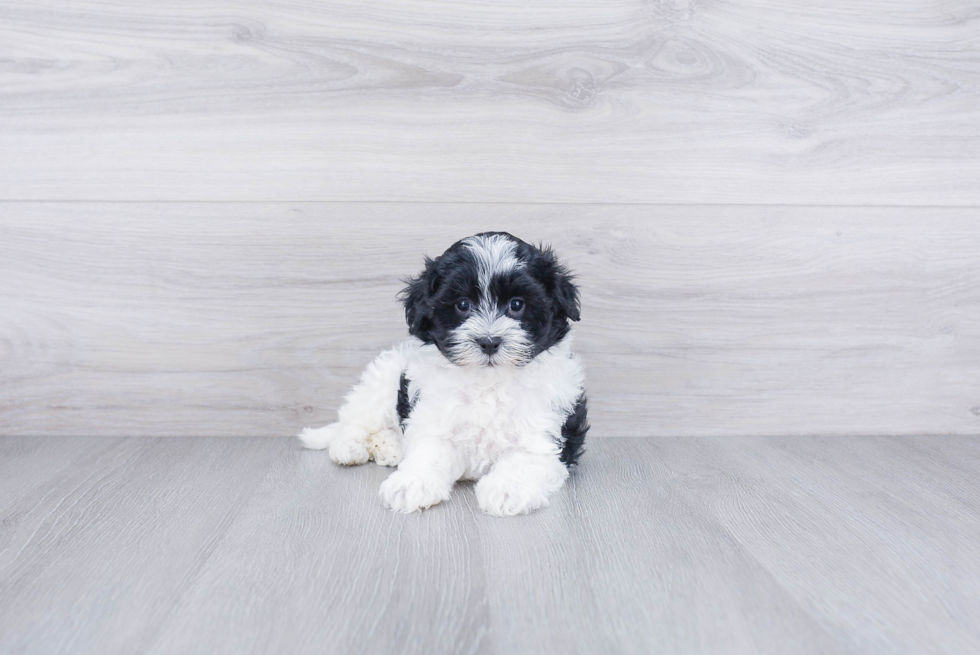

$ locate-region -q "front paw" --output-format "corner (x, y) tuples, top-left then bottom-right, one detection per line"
(379, 471), (450, 513)
(476, 477), (550, 517)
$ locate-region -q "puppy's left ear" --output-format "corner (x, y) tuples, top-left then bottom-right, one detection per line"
(552, 266), (581, 322)
(531, 245), (581, 322)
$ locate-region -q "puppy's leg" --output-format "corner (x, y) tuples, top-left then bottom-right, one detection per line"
(379, 435), (463, 513)
(476, 450), (569, 517)
(298, 422), (371, 465)
(298, 343), (415, 466)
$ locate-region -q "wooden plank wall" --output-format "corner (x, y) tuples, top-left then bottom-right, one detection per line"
(2, 0), (979, 204)
(1, 0), (978, 437)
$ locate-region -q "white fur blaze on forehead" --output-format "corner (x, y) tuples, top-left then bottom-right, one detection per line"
(462, 234), (523, 296)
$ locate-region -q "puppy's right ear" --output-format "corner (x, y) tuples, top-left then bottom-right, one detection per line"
(399, 255), (441, 343)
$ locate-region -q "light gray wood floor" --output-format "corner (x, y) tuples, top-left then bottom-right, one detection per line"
(2, 436), (979, 655)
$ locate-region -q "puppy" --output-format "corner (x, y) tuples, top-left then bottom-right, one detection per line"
(298, 232), (588, 516)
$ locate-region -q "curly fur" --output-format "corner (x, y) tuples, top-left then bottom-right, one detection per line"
(299, 232), (589, 516)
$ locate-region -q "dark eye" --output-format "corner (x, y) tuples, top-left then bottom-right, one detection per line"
(508, 298), (524, 314)
(455, 299), (471, 313)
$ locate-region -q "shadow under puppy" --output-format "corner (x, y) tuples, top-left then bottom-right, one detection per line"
(299, 232), (588, 516)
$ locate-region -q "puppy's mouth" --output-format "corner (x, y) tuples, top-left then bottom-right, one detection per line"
(443, 342), (529, 368)
(475, 346), (535, 369)
(478, 357), (508, 369)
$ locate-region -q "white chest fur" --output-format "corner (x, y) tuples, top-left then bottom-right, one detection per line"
(403, 338), (585, 474)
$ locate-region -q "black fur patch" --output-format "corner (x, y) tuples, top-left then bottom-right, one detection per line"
(396, 372), (415, 430)
(560, 394), (589, 467)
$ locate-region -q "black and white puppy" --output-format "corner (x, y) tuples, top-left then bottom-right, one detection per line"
(298, 232), (588, 516)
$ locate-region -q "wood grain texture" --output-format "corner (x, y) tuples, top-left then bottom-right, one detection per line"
(0, 437), (287, 654)
(2, 202), (979, 438)
(1, 0), (978, 203)
(1, 436), (978, 654)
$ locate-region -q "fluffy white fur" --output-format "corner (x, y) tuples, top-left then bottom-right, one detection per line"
(298, 336), (585, 516)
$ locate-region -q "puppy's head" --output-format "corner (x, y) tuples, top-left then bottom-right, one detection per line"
(400, 232), (580, 368)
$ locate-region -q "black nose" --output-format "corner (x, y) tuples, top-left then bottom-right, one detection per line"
(476, 336), (502, 355)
